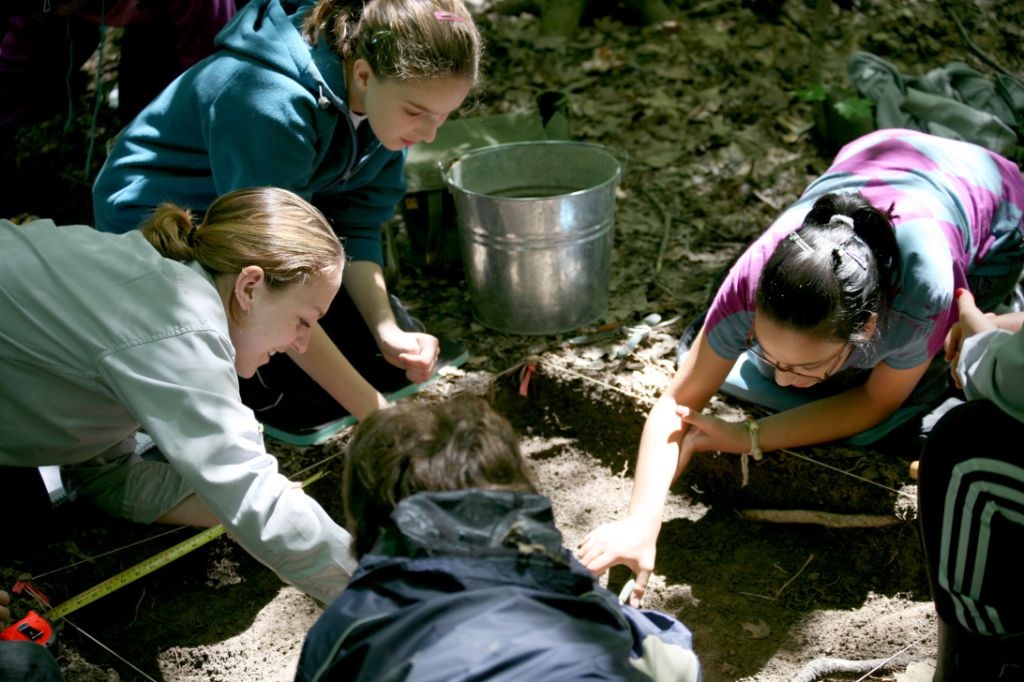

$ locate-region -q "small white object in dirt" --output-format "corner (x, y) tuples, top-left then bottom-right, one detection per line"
(206, 556), (244, 589)
(896, 659), (936, 681)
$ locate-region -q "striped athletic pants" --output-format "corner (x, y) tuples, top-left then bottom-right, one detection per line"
(918, 400), (1024, 679)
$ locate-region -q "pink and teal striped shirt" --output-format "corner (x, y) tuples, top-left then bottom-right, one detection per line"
(705, 128), (1024, 371)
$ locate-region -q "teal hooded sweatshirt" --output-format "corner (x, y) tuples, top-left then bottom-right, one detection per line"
(92, 0), (406, 265)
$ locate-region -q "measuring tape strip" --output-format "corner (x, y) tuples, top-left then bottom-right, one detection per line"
(1, 525), (228, 646)
(48, 523), (227, 622)
(2, 468), (330, 645)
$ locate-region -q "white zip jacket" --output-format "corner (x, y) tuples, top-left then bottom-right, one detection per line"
(0, 219), (356, 602)
(959, 326), (1024, 422)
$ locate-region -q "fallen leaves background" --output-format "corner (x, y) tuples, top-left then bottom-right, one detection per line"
(3, 1), (1022, 680)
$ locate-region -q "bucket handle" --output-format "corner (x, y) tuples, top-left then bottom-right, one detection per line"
(438, 146), (473, 189)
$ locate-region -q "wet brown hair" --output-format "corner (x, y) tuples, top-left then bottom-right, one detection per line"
(342, 397), (538, 558)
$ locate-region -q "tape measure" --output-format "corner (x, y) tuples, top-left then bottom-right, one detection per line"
(1, 524), (226, 646)
(1, 469), (328, 647)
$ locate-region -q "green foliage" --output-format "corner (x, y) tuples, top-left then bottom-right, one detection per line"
(793, 85), (873, 125)
(833, 96), (874, 122)
(792, 84), (829, 103)
(792, 83), (877, 155)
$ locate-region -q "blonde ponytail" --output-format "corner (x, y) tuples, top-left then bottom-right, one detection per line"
(141, 204), (198, 262)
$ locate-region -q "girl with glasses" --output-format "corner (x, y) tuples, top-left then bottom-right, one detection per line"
(578, 128), (1024, 607)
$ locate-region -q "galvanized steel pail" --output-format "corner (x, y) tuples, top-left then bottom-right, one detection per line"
(442, 141), (621, 335)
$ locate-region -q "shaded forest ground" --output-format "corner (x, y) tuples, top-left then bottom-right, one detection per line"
(2, 1), (1022, 680)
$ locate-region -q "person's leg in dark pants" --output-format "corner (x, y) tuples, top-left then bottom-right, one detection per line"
(238, 288), (414, 433)
(116, 22), (181, 123)
(0, 14), (95, 219)
(1, 465), (56, 556)
(918, 400), (1024, 681)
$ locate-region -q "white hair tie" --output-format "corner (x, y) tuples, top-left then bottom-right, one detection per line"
(787, 231), (815, 254)
(830, 214), (854, 228)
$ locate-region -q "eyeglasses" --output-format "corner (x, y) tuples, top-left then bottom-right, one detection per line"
(744, 325), (850, 384)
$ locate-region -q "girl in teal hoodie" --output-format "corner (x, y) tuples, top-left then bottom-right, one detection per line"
(93, 0), (481, 438)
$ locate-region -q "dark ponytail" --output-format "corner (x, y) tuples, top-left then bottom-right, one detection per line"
(802, 192), (900, 295)
(755, 192), (900, 344)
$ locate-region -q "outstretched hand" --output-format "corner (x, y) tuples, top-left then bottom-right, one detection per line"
(945, 289), (999, 389)
(378, 329), (440, 384)
(577, 518), (657, 607)
(675, 406), (751, 458)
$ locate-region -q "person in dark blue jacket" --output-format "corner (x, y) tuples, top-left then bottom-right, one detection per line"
(92, 0), (482, 439)
(295, 397), (702, 682)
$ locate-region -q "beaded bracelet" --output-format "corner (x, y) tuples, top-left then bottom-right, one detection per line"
(744, 418), (763, 461)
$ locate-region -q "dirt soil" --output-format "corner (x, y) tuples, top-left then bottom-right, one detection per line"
(3, 1), (1023, 680)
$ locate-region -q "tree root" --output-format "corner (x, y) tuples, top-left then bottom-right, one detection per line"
(792, 655), (909, 682)
(740, 509), (901, 528)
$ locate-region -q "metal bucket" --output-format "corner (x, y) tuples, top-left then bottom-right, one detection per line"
(442, 141), (622, 335)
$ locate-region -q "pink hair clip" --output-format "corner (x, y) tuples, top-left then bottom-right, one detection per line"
(434, 10), (464, 22)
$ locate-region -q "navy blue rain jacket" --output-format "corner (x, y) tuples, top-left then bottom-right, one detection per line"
(296, 489), (701, 682)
